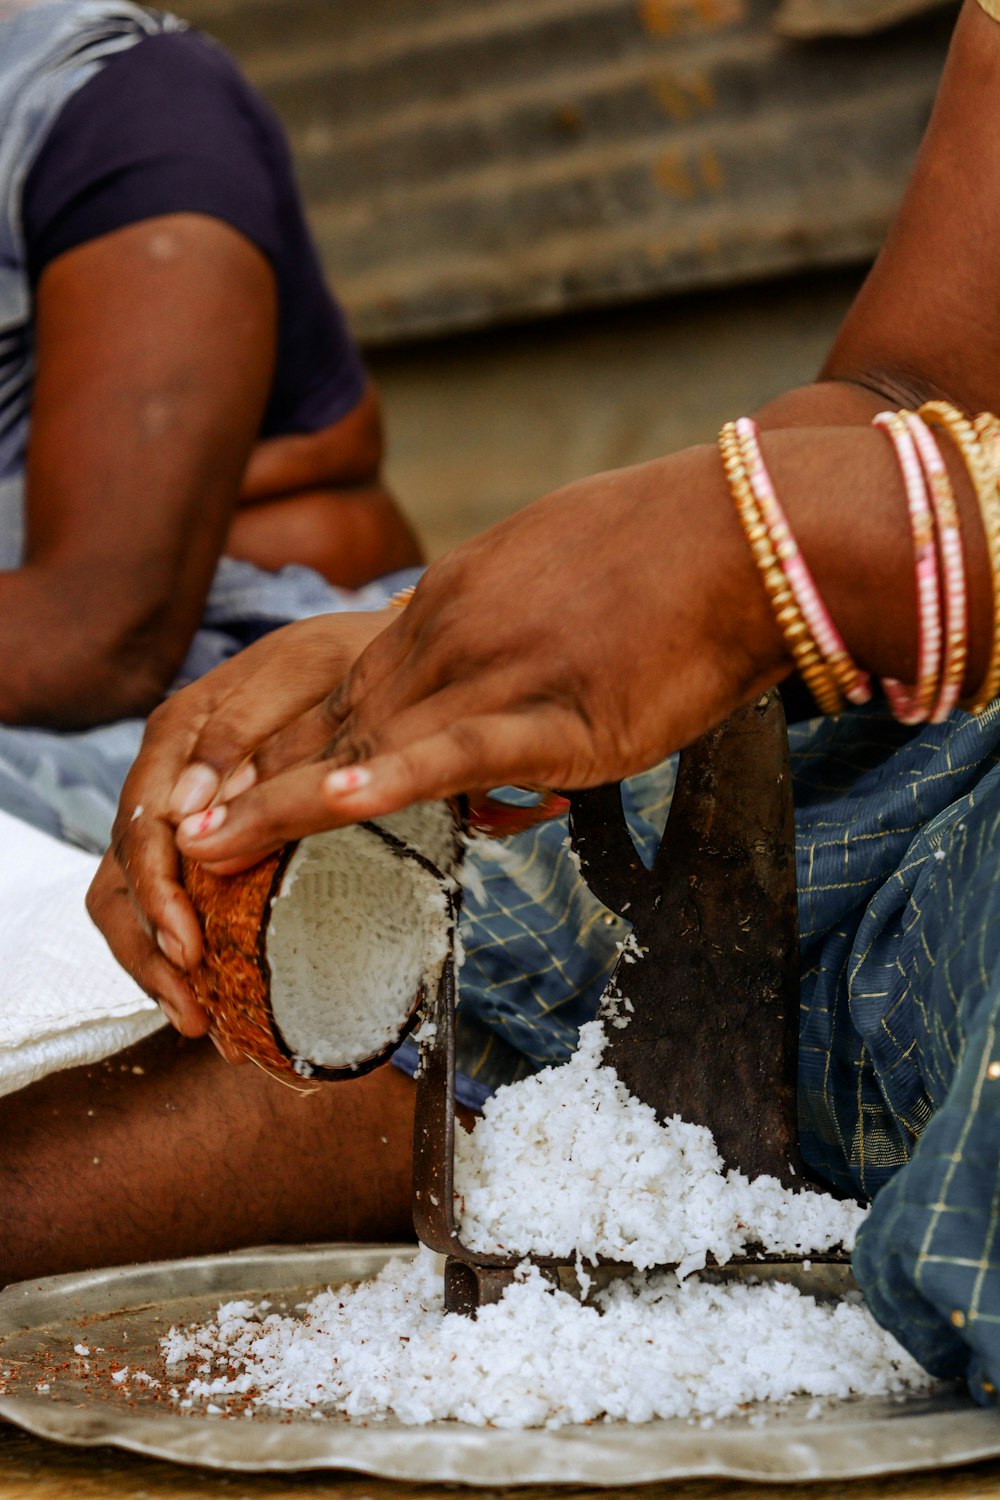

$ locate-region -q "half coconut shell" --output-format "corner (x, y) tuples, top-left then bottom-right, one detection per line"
(182, 801), (462, 1081)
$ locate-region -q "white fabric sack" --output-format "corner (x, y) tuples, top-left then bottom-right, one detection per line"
(0, 809), (164, 1099)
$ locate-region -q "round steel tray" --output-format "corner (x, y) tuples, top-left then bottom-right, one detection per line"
(0, 1243), (997, 1485)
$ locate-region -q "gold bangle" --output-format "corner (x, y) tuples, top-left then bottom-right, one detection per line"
(718, 422), (843, 716)
(972, 410), (1000, 712)
(388, 584), (417, 611)
(920, 401), (1000, 713)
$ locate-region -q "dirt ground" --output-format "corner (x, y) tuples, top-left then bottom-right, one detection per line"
(10, 265), (1000, 1497)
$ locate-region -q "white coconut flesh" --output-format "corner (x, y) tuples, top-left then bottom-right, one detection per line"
(264, 803), (457, 1072)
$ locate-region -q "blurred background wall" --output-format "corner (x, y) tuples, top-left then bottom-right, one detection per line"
(171, 0), (957, 555)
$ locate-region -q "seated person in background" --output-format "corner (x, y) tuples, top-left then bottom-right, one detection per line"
(0, 0), (421, 852)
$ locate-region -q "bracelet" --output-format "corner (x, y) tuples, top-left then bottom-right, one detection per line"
(901, 411), (968, 723)
(388, 584), (417, 611)
(973, 410), (1000, 710)
(719, 421), (843, 716)
(871, 411), (943, 725)
(735, 417), (871, 706)
(722, 406), (975, 726)
(920, 401), (1000, 714)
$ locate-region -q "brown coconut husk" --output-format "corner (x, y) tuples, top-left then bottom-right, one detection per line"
(182, 847), (307, 1078)
(181, 806), (462, 1082)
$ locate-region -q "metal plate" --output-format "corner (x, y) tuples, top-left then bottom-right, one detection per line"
(0, 1244), (998, 1485)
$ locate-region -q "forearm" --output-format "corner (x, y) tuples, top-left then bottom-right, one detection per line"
(224, 483), (423, 589)
(754, 378), (920, 432)
(745, 346), (994, 698)
(666, 397), (988, 709)
(709, 0), (1000, 706)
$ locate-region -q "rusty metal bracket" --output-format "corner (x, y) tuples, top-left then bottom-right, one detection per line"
(576, 689), (803, 1186)
(412, 690), (824, 1315)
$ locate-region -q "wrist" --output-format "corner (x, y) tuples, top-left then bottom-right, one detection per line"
(649, 443), (795, 705)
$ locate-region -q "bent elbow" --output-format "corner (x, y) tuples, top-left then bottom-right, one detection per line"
(29, 658), (173, 730)
(102, 661), (174, 722)
(46, 620), (187, 729)
(1, 565), (197, 730)
(97, 623), (189, 721)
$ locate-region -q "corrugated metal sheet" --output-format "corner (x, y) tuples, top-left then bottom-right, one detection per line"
(171, 0), (956, 343)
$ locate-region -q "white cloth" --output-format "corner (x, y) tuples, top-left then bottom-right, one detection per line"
(0, 809), (164, 1098)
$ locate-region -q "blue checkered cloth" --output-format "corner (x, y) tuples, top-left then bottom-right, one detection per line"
(790, 701), (1000, 1405)
(394, 765), (676, 1103)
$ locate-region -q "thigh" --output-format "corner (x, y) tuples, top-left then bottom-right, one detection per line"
(851, 770), (1000, 1395)
(793, 705), (1000, 1198)
(0, 1027), (419, 1286)
(889, 752), (1000, 1105)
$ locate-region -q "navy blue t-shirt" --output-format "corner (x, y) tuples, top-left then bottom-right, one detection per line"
(22, 27), (367, 439)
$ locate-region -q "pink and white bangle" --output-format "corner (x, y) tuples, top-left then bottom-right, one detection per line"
(871, 412), (943, 725)
(734, 417), (872, 706)
(901, 411), (968, 723)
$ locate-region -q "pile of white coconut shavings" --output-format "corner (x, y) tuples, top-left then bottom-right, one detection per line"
(159, 1021), (932, 1427)
(453, 1021), (862, 1276)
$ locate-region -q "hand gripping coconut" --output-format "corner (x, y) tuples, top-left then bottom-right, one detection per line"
(182, 802), (463, 1081)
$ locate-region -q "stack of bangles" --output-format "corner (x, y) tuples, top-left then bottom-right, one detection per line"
(388, 583), (418, 610)
(719, 401), (1000, 723)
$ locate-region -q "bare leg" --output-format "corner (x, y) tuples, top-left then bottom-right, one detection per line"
(0, 1029), (419, 1286)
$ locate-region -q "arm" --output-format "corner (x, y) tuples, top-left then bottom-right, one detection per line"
(224, 386), (423, 588)
(94, 4), (998, 975)
(8, 211), (276, 729)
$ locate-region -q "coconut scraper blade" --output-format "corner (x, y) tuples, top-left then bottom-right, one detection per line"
(568, 688), (804, 1188)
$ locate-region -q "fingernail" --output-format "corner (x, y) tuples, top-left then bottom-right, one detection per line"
(324, 765), (371, 795)
(220, 760), (257, 800)
(156, 996), (181, 1027)
(179, 804), (227, 841)
(173, 763), (221, 817)
(156, 928), (187, 969)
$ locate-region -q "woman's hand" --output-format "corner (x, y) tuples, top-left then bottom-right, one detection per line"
(90, 411), (955, 1033)
(169, 445), (792, 872)
(86, 610), (393, 1037)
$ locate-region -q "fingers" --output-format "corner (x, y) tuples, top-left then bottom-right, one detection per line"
(87, 850), (244, 1061)
(90, 614), (412, 1058)
(321, 712), (583, 822)
(116, 675), (229, 837)
(170, 612), (398, 817)
(97, 615), (394, 987)
(171, 760), (226, 818)
(175, 700), (586, 867)
(85, 851), (209, 1037)
(121, 820), (204, 970)
(109, 719), (208, 966)
(176, 760), (349, 869)
(234, 701), (346, 787)
(227, 634), (411, 791)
